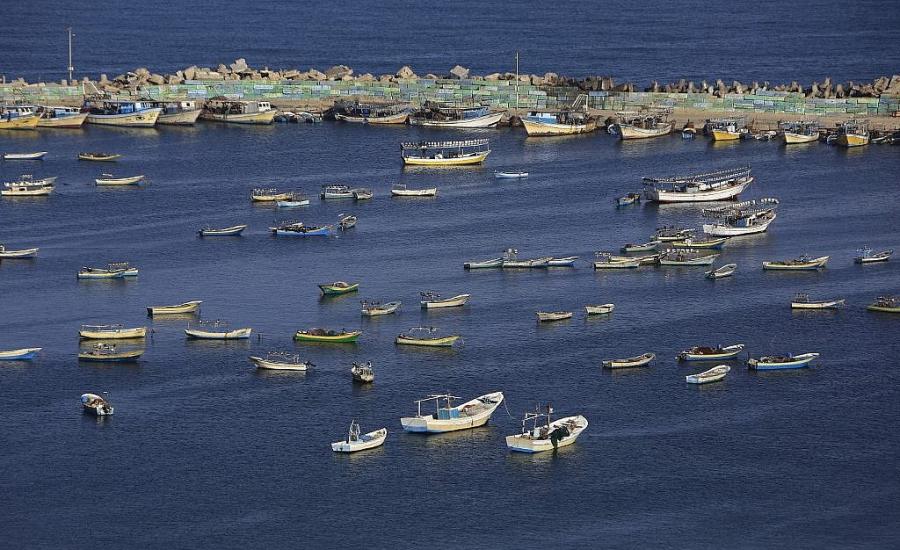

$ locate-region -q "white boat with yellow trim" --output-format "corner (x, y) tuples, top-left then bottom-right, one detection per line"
(79, 324), (147, 339)
(790, 293), (844, 309)
(420, 291), (470, 309)
(781, 120), (819, 144)
(400, 392), (504, 433)
(833, 120), (869, 147)
(521, 108), (596, 136)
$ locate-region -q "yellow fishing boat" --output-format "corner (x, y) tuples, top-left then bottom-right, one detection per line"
(834, 120), (869, 147)
(0, 106), (40, 130)
(400, 139), (490, 166)
(707, 118), (746, 141)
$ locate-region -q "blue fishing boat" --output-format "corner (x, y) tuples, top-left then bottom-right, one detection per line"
(0, 347), (42, 360)
(271, 221), (333, 237)
(84, 99), (162, 127)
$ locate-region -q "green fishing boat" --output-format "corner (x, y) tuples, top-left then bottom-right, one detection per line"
(318, 281), (359, 295)
(867, 296), (900, 313)
(294, 328), (362, 343)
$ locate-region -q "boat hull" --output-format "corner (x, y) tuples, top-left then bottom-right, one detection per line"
(335, 112), (409, 124)
(0, 115), (40, 130)
(157, 108), (202, 125)
(78, 350), (144, 361)
(80, 327), (147, 339)
(835, 133), (869, 147)
(38, 112), (88, 128)
(703, 214), (775, 237)
(147, 301), (202, 315)
(417, 112), (503, 128)
(867, 305), (900, 313)
(391, 188), (437, 197)
(396, 335), (460, 347)
(200, 225), (246, 236)
(95, 175), (145, 186)
(200, 110), (276, 125)
(3, 152), (47, 160)
(250, 357), (309, 371)
(762, 257), (828, 270)
(791, 300), (844, 309)
(505, 416), (588, 453)
(401, 395), (502, 433)
(185, 328), (252, 340)
(0, 347), (41, 360)
(647, 178), (751, 203)
(617, 122), (673, 140)
(402, 152), (489, 166)
(522, 118), (595, 136)
(710, 129), (741, 141)
(686, 365), (731, 384)
(293, 331), (361, 343)
(748, 353), (819, 370)
(86, 109), (161, 127)
(421, 294), (470, 308)
(331, 429), (388, 452)
(783, 132), (818, 144)
(0, 247), (39, 258)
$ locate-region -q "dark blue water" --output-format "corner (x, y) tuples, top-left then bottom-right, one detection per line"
(2, 0), (899, 85)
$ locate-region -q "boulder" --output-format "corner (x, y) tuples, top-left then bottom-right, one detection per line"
(99, 74), (109, 84)
(217, 63), (229, 74)
(687, 81), (697, 93)
(167, 74), (183, 85)
(283, 69), (301, 80)
(379, 74), (394, 82)
(135, 67), (150, 77)
(307, 68), (326, 80)
(230, 58), (249, 73)
(485, 73), (502, 81)
(183, 66), (197, 80)
(449, 64), (469, 79)
(834, 84), (845, 98)
(358, 73), (375, 82)
(543, 72), (558, 85)
(340, 74), (354, 81)
(873, 76), (888, 93)
(395, 65), (417, 79)
(885, 74), (900, 95)
(325, 65), (353, 79)
(147, 73), (166, 85)
(530, 75), (544, 86)
(518, 75), (529, 82)
(425, 73), (440, 80)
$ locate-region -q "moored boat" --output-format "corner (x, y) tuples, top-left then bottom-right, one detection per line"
(505, 405), (587, 453)
(333, 100), (409, 124)
(95, 174), (145, 186)
(608, 253), (660, 266)
(410, 102), (504, 128)
(867, 296), (900, 313)
(185, 321), (252, 340)
(686, 365), (731, 384)
(705, 263), (737, 279)
(0, 347), (41, 360)
(338, 214), (357, 230)
(593, 252), (640, 269)
(585, 303), (615, 315)
(2, 151), (47, 160)
(396, 326), (460, 347)
(147, 300), (202, 316)
(659, 249), (719, 266)
(614, 111), (673, 140)
(77, 265), (128, 279)
(84, 99), (161, 127)
(320, 184), (354, 199)
(361, 300), (401, 316)
(270, 221), (333, 237)
(251, 188), (291, 202)
(0, 244), (39, 259)
(669, 237), (728, 250)
(150, 100), (203, 125)
(463, 256), (504, 269)
(401, 139), (491, 166)
(81, 393), (114, 416)
(199, 224), (247, 237)
(762, 255), (829, 271)
(2, 175), (55, 196)
(78, 343), (144, 362)
(319, 281), (359, 295)
(702, 198), (779, 237)
(616, 192), (642, 207)
(250, 352), (311, 371)
(536, 311), (573, 322)
(201, 98), (276, 124)
(352, 188), (373, 200)
(78, 152), (121, 162)
(781, 120), (819, 144)
(501, 248), (552, 268)
(654, 226), (694, 242)
(294, 328), (362, 343)
(547, 256), (579, 267)
(391, 184), (437, 197)
(0, 105), (40, 130)
(276, 192), (310, 208)
(420, 291), (470, 309)
(79, 324), (147, 340)
(36, 106), (88, 128)
(521, 106), (596, 136)
(833, 120), (870, 147)
(677, 343), (745, 361)
(854, 247), (892, 264)
(351, 361), (375, 383)
(621, 241), (659, 253)
(401, 392), (504, 433)
(494, 171), (528, 179)
(790, 293), (844, 309)
(706, 118), (747, 141)
(748, 352), (819, 370)
(602, 352), (655, 369)
(331, 421), (387, 453)
(643, 166), (753, 203)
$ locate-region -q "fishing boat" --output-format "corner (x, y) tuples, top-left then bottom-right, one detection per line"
(705, 263), (736, 279)
(834, 120), (870, 147)
(702, 198), (779, 237)
(185, 320), (252, 340)
(609, 253), (660, 266)
(78, 152), (121, 162)
(320, 184), (354, 199)
(401, 139), (491, 166)
(78, 343), (144, 362)
(791, 293), (844, 309)
(867, 296), (900, 313)
(547, 256), (579, 267)
(643, 166), (753, 203)
(84, 99), (162, 127)
(276, 192), (310, 208)
(654, 226), (694, 242)
(36, 105), (88, 128)
(338, 214), (357, 230)
(0, 105), (40, 130)
(669, 237), (728, 250)
(396, 327), (460, 347)
(494, 171), (528, 179)
(81, 393), (114, 416)
(659, 250), (719, 266)
(501, 248), (552, 268)
(147, 300), (202, 316)
(593, 252), (640, 269)
(2, 175), (55, 196)
(616, 192), (642, 207)
(79, 325), (147, 340)
(706, 118), (747, 141)
(0, 245), (39, 259)
(77, 265), (128, 279)
(602, 352), (655, 369)
(333, 100), (410, 124)
(294, 328), (362, 343)
(250, 352), (311, 371)
(505, 405), (587, 453)
(854, 247), (892, 264)
(319, 281), (359, 295)
(200, 99), (276, 124)
(585, 304), (615, 315)
(352, 188), (373, 200)
(0, 347), (41, 360)
(677, 343), (745, 361)
(410, 102), (504, 128)
(521, 106), (597, 136)
(614, 111), (673, 140)
(781, 121), (819, 144)
(198, 224), (247, 237)
(2, 151), (47, 160)
(686, 365), (731, 384)
(536, 311), (573, 322)
(401, 392), (504, 433)
(351, 361), (375, 383)
(331, 422), (387, 453)
(762, 255), (829, 271)
(391, 184), (437, 197)
(463, 256), (504, 269)
(95, 174), (145, 186)
(748, 352), (819, 370)
(251, 188), (292, 202)
(681, 121), (697, 139)
(360, 300), (401, 316)
(420, 291), (470, 309)
(149, 100), (203, 125)
(270, 221), (333, 237)
(620, 241), (659, 253)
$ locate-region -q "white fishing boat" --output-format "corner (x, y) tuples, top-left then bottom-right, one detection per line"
(79, 325), (147, 340)
(185, 320), (251, 340)
(0, 347), (41, 360)
(748, 352), (820, 370)
(705, 263), (737, 279)
(593, 252), (640, 269)
(781, 121), (819, 144)
(643, 166), (752, 203)
(420, 291), (470, 309)
(2, 175), (55, 196)
(77, 265), (128, 279)
(391, 184), (437, 197)
(521, 105), (597, 136)
(621, 241), (659, 253)
(505, 405), (588, 453)
(78, 343), (144, 362)
(320, 184), (354, 199)
(790, 293), (845, 309)
(494, 170), (529, 179)
(585, 304), (615, 315)
(702, 198), (778, 237)
(685, 365), (731, 384)
(95, 174), (145, 186)
(360, 300), (401, 316)
(351, 361), (375, 383)
(84, 99), (162, 127)
(395, 327), (460, 347)
(250, 352), (311, 371)
(654, 226), (695, 242)
(659, 250), (719, 266)
(410, 103), (504, 128)
(199, 224), (247, 237)
(501, 248), (552, 268)
(614, 111), (673, 140)
(602, 352), (655, 369)
(401, 139), (491, 166)
(147, 300), (202, 316)
(2, 151), (47, 160)
(762, 255), (829, 271)
(536, 311), (573, 322)
(81, 393), (114, 416)
(352, 188), (373, 200)
(463, 256), (504, 269)
(276, 193), (310, 208)
(338, 214), (357, 230)
(201, 99), (276, 124)
(0, 245), (39, 259)
(677, 343), (745, 361)
(854, 247), (892, 264)
(400, 392), (504, 433)
(150, 100), (203, 125)
(36, 106), (88, 128)
(331, 421), (387, 453)
(547, 256), (579, 267)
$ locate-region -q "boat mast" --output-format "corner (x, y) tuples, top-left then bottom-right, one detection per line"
(67, 27), (75, 83)
(514, 51), (519, 115)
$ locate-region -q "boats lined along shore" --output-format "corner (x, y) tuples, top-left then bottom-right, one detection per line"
(834, 120), (869, 147)
(522, 109), (596, 136)
(643, 166), (753, 203)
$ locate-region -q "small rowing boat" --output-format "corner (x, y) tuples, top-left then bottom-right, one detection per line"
(464, 256), (504, 269)
(677, 343), (745, 361)
(854, 247), (892, 264)
(505, 405), (587, 453)
(686, 365), (731, 384)
(866, 296), (900, 313)
(420, 292), (470, 309)
(396, 327), (460, 347)
(654, 226), (694, 242)
(790, 293), (844, 310)
(351, 361), (375, 383)
(270, 222), (333, 236)
(748, 352), (819, 370)
(501, 248), (551, 268)
(251, 188), (291, 202)
(319, 281), (359, 295)
(762, 255), (829, 271)
(2, 151), (47, 160)
(616, 192), (641, 207)
(78, 152), (121, 162)
(199, 224), (246, 237)
(659, 250), (719, 266)
(185, 321), (252, 340)
(0, 347), (41, 360)
(609, 253), (659, 266)
(593, 252), (640, 269)
(585, 304), (615, 315)
(391, 184), (437, 197)
(332, 422), (387, 453)
(352, 188), (373, 200)
(401, 392), (503, 433)
(536, 311), (573, 322)
(79, 324), (147, 340)
(320, 184), (354, 199)
(338, 214), (357, 230)
(250, 352), (311, 371)
(81, 393), (114, 416)
(361, 300), (401, 316)
(147, 300), (202, 316)
(602, 352), (655, 369)
(294, 329), (362, 343)
(95, 174), (144, 186)
(276, 192), (310, 208)
(621, 241), (659, 253)
(495, 170), (528, 179)
(78, 343), (144, 362)
(706, 263), (736, 279)
(547, 256), (579, 267)
(0, 245), (39, 259)
(669, 237), (728, 250)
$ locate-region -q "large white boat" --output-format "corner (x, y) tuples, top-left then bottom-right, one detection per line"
(84, 99), (162, 127)
(702, 198), (779, 237)
(1, 175), (56, 196)
(401, 392), (504, 433)
(410, 102), (504, 128)
(505, 405), (588, 453)
(613, 111), (673, 140)
(201, 99), (276, 124)
(643, 166), (753, 203)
